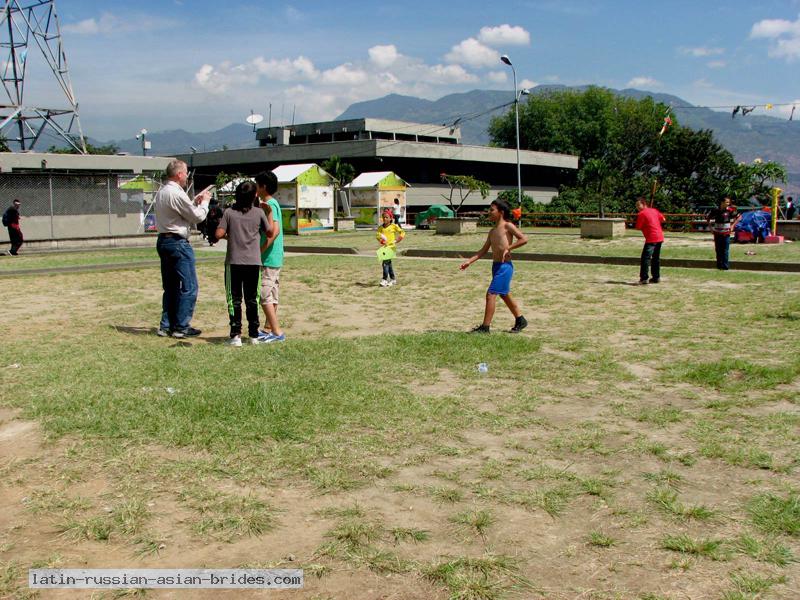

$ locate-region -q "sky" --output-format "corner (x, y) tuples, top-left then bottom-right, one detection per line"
(13, 0), (800, 141)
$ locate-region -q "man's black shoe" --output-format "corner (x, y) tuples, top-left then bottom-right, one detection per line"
(510, 316), (528, 333)
(649, 278), (660, 284)
(172, 327), (201, 338)
(469, 324), (490, 334)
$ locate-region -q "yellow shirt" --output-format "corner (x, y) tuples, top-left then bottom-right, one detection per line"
(376, 223), (404, 249)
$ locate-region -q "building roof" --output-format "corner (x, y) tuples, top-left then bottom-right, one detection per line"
(257, 118), (461, 145)
(346, 171), (409, 189)
(272, 163), (325, 182)
(0, 151), (172, 174)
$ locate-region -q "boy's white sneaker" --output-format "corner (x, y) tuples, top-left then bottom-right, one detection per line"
(388, 279), (396, 286)
(380, 279), (388, 287)
(228, 335), (242, 347)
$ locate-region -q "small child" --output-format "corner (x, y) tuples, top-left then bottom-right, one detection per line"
(376, 210), (404, 287)
(215, 180), (272, 346)
(460, 199), (528, 333)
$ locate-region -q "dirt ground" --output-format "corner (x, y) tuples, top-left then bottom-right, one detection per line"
(1, 256), (798, 599)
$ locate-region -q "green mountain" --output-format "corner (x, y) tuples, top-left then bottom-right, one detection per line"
(337, 88), (800, 196)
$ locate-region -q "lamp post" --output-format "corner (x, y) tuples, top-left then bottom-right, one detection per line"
(135, 128), (149, 156)
(501, 54), (522, 212)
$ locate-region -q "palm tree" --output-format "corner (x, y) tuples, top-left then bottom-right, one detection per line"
(322, 155), (356, 216)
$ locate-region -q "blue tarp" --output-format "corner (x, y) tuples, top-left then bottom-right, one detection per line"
(734, 210), (772, 242)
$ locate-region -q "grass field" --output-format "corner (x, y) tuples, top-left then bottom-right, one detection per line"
(2, 227), (800, 274)
(0, 248), (799, 599)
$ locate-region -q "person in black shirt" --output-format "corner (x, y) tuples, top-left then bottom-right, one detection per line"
(3, 199), (23, 255)
(706, 197), (741, 270)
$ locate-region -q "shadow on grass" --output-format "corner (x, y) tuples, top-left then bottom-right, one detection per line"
(113, 325), (159, 336)
(603, 280), (647, 286)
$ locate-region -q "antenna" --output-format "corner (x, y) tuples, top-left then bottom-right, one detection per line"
(0, 0), (86, 152)
(291, 105), (295, 126)
(246, 110), (264, 132)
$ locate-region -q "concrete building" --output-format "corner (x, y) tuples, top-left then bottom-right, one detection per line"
(178, 118), (578, 219)
(0, 152), (171, 241)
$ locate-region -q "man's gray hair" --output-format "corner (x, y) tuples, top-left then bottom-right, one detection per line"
(165, 159), (187, 178)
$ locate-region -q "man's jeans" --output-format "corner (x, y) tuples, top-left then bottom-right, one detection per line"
(157, 235), (198, 333)
(713, 234), (730, 270)
(640, 241), (662, 282)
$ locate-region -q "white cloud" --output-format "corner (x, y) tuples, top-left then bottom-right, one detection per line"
(194, 62), (259, 95)
(750, 16), (800, 38)
(707, 60), (727, 69)
(369, 45), (399, 68)
(284, 6), (304, 22)
(487, 71), (508, 84)
(478, 25), (531, 47)
(445, 38), (500, 68)
(750, 15), (800, 61)
(679, 46), (725, 57)
(321, 63), (368, 86)
(194, 55), (320, 94)
(626, 76), (661, 89)
(770, 36), (800, 60)
(62, 12), (167, 35)
(426, 63), (479, 83)
(63, 14), (114, 35)
(519, 78), (537, 90)
(252, 56), (318, 81)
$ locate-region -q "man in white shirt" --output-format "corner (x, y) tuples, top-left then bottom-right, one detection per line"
(155, 159), (211, 338)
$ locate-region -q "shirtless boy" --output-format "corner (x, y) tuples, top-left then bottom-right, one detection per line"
(460, 199), (528, 333)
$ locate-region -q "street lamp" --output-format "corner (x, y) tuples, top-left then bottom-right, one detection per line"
(501, 54), (522, 212)
(135, 128), (150, 156)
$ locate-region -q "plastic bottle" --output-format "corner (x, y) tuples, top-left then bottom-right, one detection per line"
(477, 363), (488, 374)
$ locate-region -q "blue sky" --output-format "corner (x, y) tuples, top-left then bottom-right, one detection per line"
(22, 0), (800, 140)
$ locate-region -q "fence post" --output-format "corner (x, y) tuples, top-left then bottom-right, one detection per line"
(107, 175), (112, 236)
(48, 174), (54, 239)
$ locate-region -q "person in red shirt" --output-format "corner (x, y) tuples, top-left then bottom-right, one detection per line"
(634, 197), (665, 284)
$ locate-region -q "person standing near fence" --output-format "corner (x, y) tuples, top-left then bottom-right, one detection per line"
(154, 159), (211, 338)
(634, 197), (665, 284)
(706, 197), (741, 271)
(3, 199), (23, 256)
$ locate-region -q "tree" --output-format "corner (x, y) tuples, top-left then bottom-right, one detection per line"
(440, 173), (490, 216)
(47, 140), (119, 155)
(322, 155), (356, 215)
(489, 86), (789, 214)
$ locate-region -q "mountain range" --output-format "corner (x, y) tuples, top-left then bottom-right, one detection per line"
(39, 86), (800, 195)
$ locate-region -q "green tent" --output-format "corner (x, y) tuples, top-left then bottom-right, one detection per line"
(120, 175), (161, 192)
(415, 204), (454, 228)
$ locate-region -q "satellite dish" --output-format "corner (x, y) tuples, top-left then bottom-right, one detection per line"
(246, 111), (264, 132)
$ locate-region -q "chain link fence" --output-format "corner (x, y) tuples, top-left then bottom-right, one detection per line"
(0, 172), (167, 242)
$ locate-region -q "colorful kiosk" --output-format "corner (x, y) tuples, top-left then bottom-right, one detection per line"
(272, 163), (335, 234)
(345, 171), (409, 226)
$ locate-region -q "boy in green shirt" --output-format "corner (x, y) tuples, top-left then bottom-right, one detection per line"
(255, 171), (286, 343)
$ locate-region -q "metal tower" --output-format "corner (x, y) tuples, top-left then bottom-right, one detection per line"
(0, 0), (86, 152)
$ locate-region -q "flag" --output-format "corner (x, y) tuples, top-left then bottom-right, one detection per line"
(659, 115), (672, 137)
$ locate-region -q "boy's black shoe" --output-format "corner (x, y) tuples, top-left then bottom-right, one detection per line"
(649, 278), (660, 284)
(470, 324), (490, 334)
(510, 316), (528, 333)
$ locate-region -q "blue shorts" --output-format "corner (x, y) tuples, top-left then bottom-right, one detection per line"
(488, 261), (513, 296)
